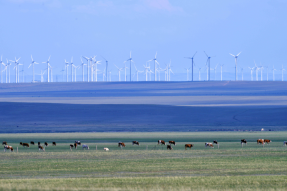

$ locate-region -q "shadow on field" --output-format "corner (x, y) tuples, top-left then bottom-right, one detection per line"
(0, 102), (286, 133)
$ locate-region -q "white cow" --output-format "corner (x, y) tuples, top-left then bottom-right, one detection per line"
(82, 144), (89, 150)
(104, 147), (109, 151)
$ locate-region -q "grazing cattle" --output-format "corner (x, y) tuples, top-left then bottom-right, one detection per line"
(167, 145), (173, 150)
(30, 141), (35, 145)
(118, 142), (125, 147)
(44, 142), (48, 147)
(213, 140), (218, 145)
(52, 142), (56, 146)
(4, 145), (13, 152)
(283, 141), (287, 146)
(74, 143), (78, 149)
(241, 139), (247, 144)
(104, 147), (109, 151)
(185, 144), (193, 150)
(2, 141), (7, 145)
(205, 143), (214, 148)
(264, 139), (271, 144)
(158, 140), (166, 145)
(70, 144), (74, 149)
(132, 141), (140, 146)
(75, 141), (81, 145)
(38, 145), (45, 151)
(169, 141), (176, 145)
(82, 144), (89, 150)
(257, 139), (264, 145)
(20, 142), (30, 148)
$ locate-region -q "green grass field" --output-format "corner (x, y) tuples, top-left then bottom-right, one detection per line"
(1, 132), (287, 190)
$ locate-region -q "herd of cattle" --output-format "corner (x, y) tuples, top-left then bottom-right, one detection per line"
(2, 139), (287, 152)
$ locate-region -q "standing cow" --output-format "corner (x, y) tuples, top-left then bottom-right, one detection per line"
(213, 140), (218, 145)
(169, 141), (176, 145)
(167, 145), (173, 150)
(257, 139), (264, 145)
(158, 140), (166, 145)
(20, 142), (30, 148)
(118, 142), (125, 147)
(264, 139), (271, 144)
(241, 139), (247, 144)
(82, 144), (89, 150)
(185, 144), (193, 150)
(30, 141), (35, 145)
(132, 141), (140, 146)
(38, 145), (45, 152)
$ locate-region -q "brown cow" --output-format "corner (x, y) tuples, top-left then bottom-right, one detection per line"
(257, 139), (264, 145)
(52, 142), (56, 146)
(38, 145), (45, 151)
(2, 141), (7, 145)
(118, 142), (125, 147)
(20, 142), (30, 148)
(74, 143), (78, 149)
(132, 141), (140, 146)
(169, 141), (176, 145)
(205, 143), (214, 148)
(264, 139), (271, 144)
(167, 145), (173, 150)
(158, 140), (166, 145)
(213, 140), (218, 145)
(241, 139), (247, 144)
(44, 142), (48, 147)
(185, 144), (193, 150)
(30, 141), (35, 145)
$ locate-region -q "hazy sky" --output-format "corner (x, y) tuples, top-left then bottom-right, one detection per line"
(1, 0), (287, 81)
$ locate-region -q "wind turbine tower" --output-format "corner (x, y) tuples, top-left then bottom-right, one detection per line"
(204, 51), (214, 81)
(102, 56), (109, 82)
(184, 68), (190, 81)
(198, 68), (201, 81)
(64, 59), (69, 82)
(0, 56), (3, 83)
(266, 66), (269, 81)
(184, 51), (197, 81)
(42, 56), (51, 82)
(149, 52), (159, 81)
(241, 68), (244, 81)
(124, 51), (134, 82)
(229, 52), (241, 81)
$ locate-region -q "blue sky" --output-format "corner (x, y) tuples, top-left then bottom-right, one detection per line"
(0, 0), (287, 82)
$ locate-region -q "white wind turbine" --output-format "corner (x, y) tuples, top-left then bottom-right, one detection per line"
(149, 52), (159, 81)
(134, 65), (144, 82)
(123, 63), (128, 82)
(143, 62), (150, 81)
(42, 56), (51, 82)
(82, 56), (89, 82)
(70, 57), (74, 82)
(248, 67), (254, 81)
(184, 51), (197, 81)
(114, 64), (123, 81)
(184, 68), (190, 81)
(74, 65), (80, 82)
(214, 64), (218, 80)
(259, 65), (264, 81)
(198, 68), (202, 81)
(220, 64), (224, 81)
(229, 52), (241, 81)
(272, 65), (276, 81)
(254, 61), (259, 81)
(204, 51), (215, 81)
(101, 56), (109, 82)
(109, 71), (112, 81)
(124, 51), (135, 82)
(241, 68), (244, 81)
(167, 61), (173, 81)
(92, 57), (101, 82)
(50, 66), (54, 82)
(29, 55), (39, 83)
(10, 57), (21, 83)
(281, 65), (285, 81)
(38, 70), (46, 82)
(80, 58), (86, 82)
(64, 59), (69, 82)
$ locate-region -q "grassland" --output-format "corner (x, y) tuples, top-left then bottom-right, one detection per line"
(1, 132), (287, 190)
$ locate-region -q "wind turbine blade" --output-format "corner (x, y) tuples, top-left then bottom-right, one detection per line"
(184, 57), (192, 59)
(192, 51), (197, 58)
(229, 53), (235, 57)
(155, 52), (157, 58)
(28, 64), (32, 68)
(130, 51), (131, 58)
(236, 52), (241, 56)
(31, 55), (33, 61)
(204, 51), (208, 58)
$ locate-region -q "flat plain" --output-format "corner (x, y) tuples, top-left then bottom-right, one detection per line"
(1, 81), (287, 190)
(1, 132), (287, 190)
